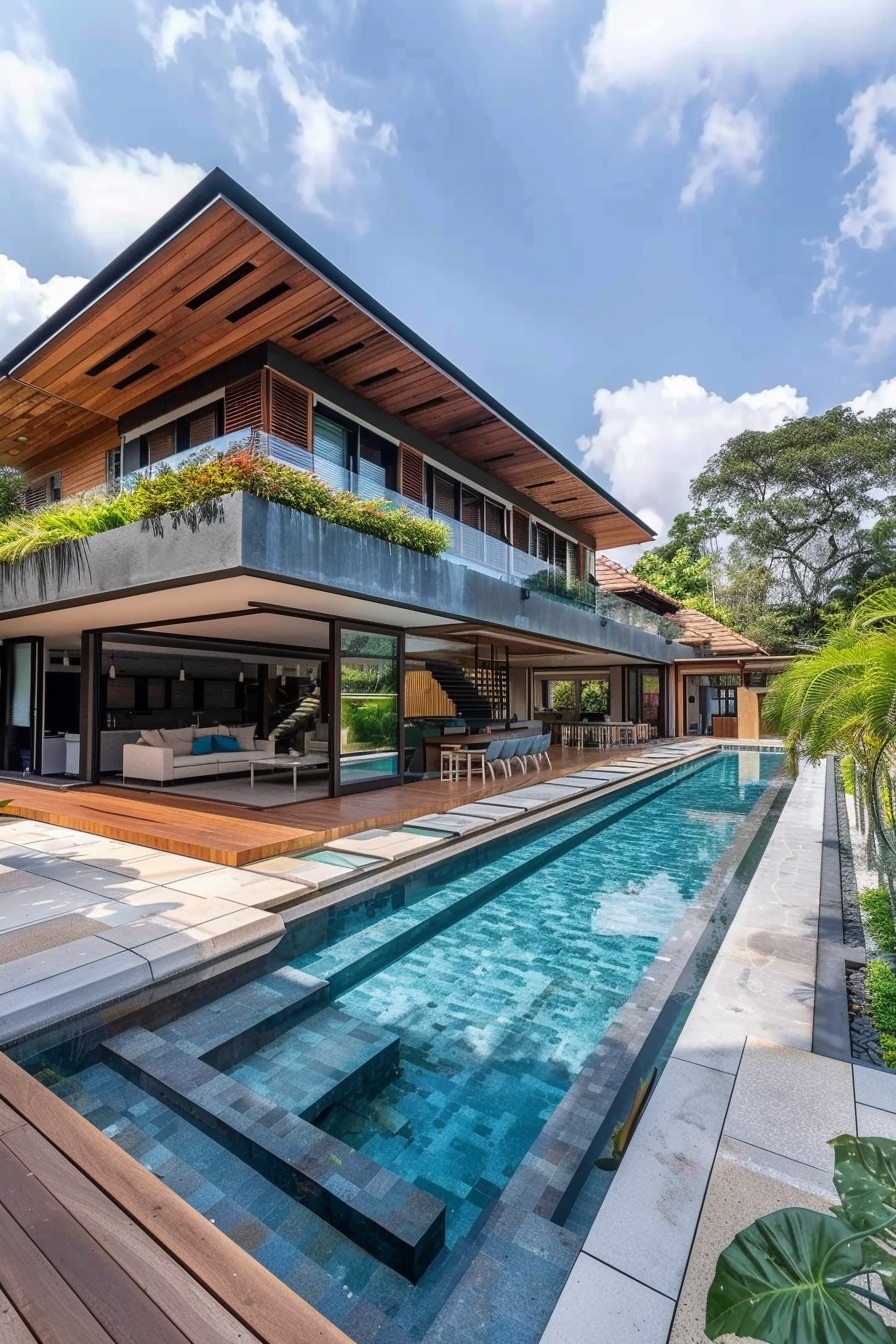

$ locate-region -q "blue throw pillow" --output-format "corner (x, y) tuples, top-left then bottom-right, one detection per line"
(212, 734), (242, 753)
(191, 735), (215, 756)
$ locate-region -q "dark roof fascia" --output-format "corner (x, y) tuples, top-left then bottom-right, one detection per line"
(0, 166), (653, 541)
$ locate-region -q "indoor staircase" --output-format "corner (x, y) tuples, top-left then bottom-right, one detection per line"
(425, 660), (495, 722)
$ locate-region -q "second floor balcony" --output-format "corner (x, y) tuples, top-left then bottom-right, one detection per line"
(117, 427), (683, 642)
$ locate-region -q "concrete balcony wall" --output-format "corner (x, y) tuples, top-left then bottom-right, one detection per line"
(0, 493), (696, 666)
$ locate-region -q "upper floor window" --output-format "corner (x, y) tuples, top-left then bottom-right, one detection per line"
(531, 521), (577, 577)
(23, 473), (61, 511)
(312, 407), (397, 495)
(121, 401), (223, 475)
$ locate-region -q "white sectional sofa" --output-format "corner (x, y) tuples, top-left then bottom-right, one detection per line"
(121, 723), (273, 786)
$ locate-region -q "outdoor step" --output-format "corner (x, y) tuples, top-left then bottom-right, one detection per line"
(227, 1005), (400, 1121)
(104, 1026), (444, 1281)
(158, 966), (329, 1067)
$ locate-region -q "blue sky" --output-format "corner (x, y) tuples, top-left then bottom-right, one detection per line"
(3, 0), (896, 551)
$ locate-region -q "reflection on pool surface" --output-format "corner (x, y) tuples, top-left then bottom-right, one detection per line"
(31, 749), (781, 1339)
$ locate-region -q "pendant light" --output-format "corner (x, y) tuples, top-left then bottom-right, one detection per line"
(238, 668), (245, 684)
(108, 659), (116, 680)
(179, 660), (186, 682)
(62, 652), (70, 667)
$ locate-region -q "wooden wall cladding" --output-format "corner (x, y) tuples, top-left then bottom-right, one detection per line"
(405, 670), (456, 718)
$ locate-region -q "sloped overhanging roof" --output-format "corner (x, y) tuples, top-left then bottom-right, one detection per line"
(0, 170), (653, 549)
(669, 608), (766, 657)
(595, 553), (681, 614)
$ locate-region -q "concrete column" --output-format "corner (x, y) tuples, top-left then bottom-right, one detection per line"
(78, 631), (102, 783)
(609, 666), (624, 720)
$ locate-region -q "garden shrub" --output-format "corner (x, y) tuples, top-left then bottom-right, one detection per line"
(859, 886), (896, 953)
(866, 958), (896, 1067)
(342, 697), (397, 748)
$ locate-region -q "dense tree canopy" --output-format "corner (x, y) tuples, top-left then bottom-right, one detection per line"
(630, 405), (896, 653)
(691, 406), (896, 614)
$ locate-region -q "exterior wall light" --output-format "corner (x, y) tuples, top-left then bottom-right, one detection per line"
(600, 617), (608, 627)
(520, 587), (530, 600)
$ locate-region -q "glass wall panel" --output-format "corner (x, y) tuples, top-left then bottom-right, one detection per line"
(10, 642), (32, 728)
(338, 630), (400, 787)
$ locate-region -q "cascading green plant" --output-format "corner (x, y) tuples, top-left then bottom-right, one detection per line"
(706, 1133), (896, 1342)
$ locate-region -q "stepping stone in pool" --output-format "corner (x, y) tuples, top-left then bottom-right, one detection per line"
(450, 801), (531, 820)
(248, 850), (388, 888)
(325, 829), (448, 860)
(408, 813), (494, 833)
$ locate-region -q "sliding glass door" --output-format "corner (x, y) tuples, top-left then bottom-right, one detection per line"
(333, 626), (403, 793)
(2, 638), (43, 774)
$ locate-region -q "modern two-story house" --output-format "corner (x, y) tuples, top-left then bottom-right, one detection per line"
(0, 168), (720, 801)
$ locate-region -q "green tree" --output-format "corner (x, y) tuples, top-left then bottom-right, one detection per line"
(692, 406), (896, 618)
(0, 467), (28, 522)
(549, 680), (575, 709)
(763, 586), (896, 777)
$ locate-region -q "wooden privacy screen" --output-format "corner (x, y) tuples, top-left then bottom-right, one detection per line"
(223, 369), (312, 452)
(405, 670), (456, 717)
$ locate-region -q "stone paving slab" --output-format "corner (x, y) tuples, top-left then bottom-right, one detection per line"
(540, 1256), (675, 1344)
(582, 1057), (734, 1300)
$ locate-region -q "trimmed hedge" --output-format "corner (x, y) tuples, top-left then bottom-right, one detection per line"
(0, 448), (451, 591)
(859, 886), (896, 954)
(866, 958), (896, 1068)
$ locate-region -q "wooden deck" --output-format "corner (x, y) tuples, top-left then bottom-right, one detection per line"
(0, 745), (652, 867)
(0, 1049), (350, 1344)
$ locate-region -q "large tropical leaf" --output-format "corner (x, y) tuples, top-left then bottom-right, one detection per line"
(832, 1135), (896, 1233)
(705, 1206), (891, 1343)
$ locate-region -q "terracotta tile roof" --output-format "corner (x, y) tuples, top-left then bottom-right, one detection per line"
(669, 608), (767, 656)
(595, 553), (766, 655)
(594, 554), (681, 613)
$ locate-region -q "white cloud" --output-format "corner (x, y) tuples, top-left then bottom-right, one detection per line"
(839, 77), (896, 251)
(0, 21), (203, 259)
(580, 0), (896, 206)
(680, 102), (763, 208)
(813, 78), (896, 358)
(577, 374), (807, 554)
(581, 0), (895, 102)
(0, 255), (85, 356)
(848, 373), (896, 415)
(137, 0), (397, 223)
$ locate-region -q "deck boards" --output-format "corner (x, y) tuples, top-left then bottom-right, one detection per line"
(0, 745), (640, 866)
(0, 1051), (351, 1344)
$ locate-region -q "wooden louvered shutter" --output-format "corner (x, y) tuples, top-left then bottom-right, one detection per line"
(147, 424), (175, 465)
(224, 373), (264, 432)
(188, 405), (219, 448)
(461, 487), (483, 531)
(400, 446), (424, 503)
(512, 508), (530, 552)
(270, 374), (311, 449)
(485, 501), (507, 541)
(24, 476), (51, 511)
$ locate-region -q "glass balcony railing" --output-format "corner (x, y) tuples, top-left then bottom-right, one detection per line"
(120, 429), (683, 643)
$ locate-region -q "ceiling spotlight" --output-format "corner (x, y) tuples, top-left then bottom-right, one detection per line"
(15, 435), (27, 444)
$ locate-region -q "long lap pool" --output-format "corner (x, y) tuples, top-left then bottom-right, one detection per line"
(26, 748), (783, 1340)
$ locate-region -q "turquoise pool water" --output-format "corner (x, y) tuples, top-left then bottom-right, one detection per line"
(31, 749), (781, 1339)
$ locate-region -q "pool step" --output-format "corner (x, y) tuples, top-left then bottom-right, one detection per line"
(103, 1024), (444, 1281)
(158, 966), (330, 1068)
(228, 1005), (400, 1121)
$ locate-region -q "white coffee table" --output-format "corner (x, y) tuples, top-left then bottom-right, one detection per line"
(249, 757), (325, 793)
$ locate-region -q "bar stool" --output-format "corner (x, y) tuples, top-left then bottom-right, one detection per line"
(440, 747), (463, 781)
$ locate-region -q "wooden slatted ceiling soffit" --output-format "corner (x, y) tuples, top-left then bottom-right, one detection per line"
(0, 193), (651, 546)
